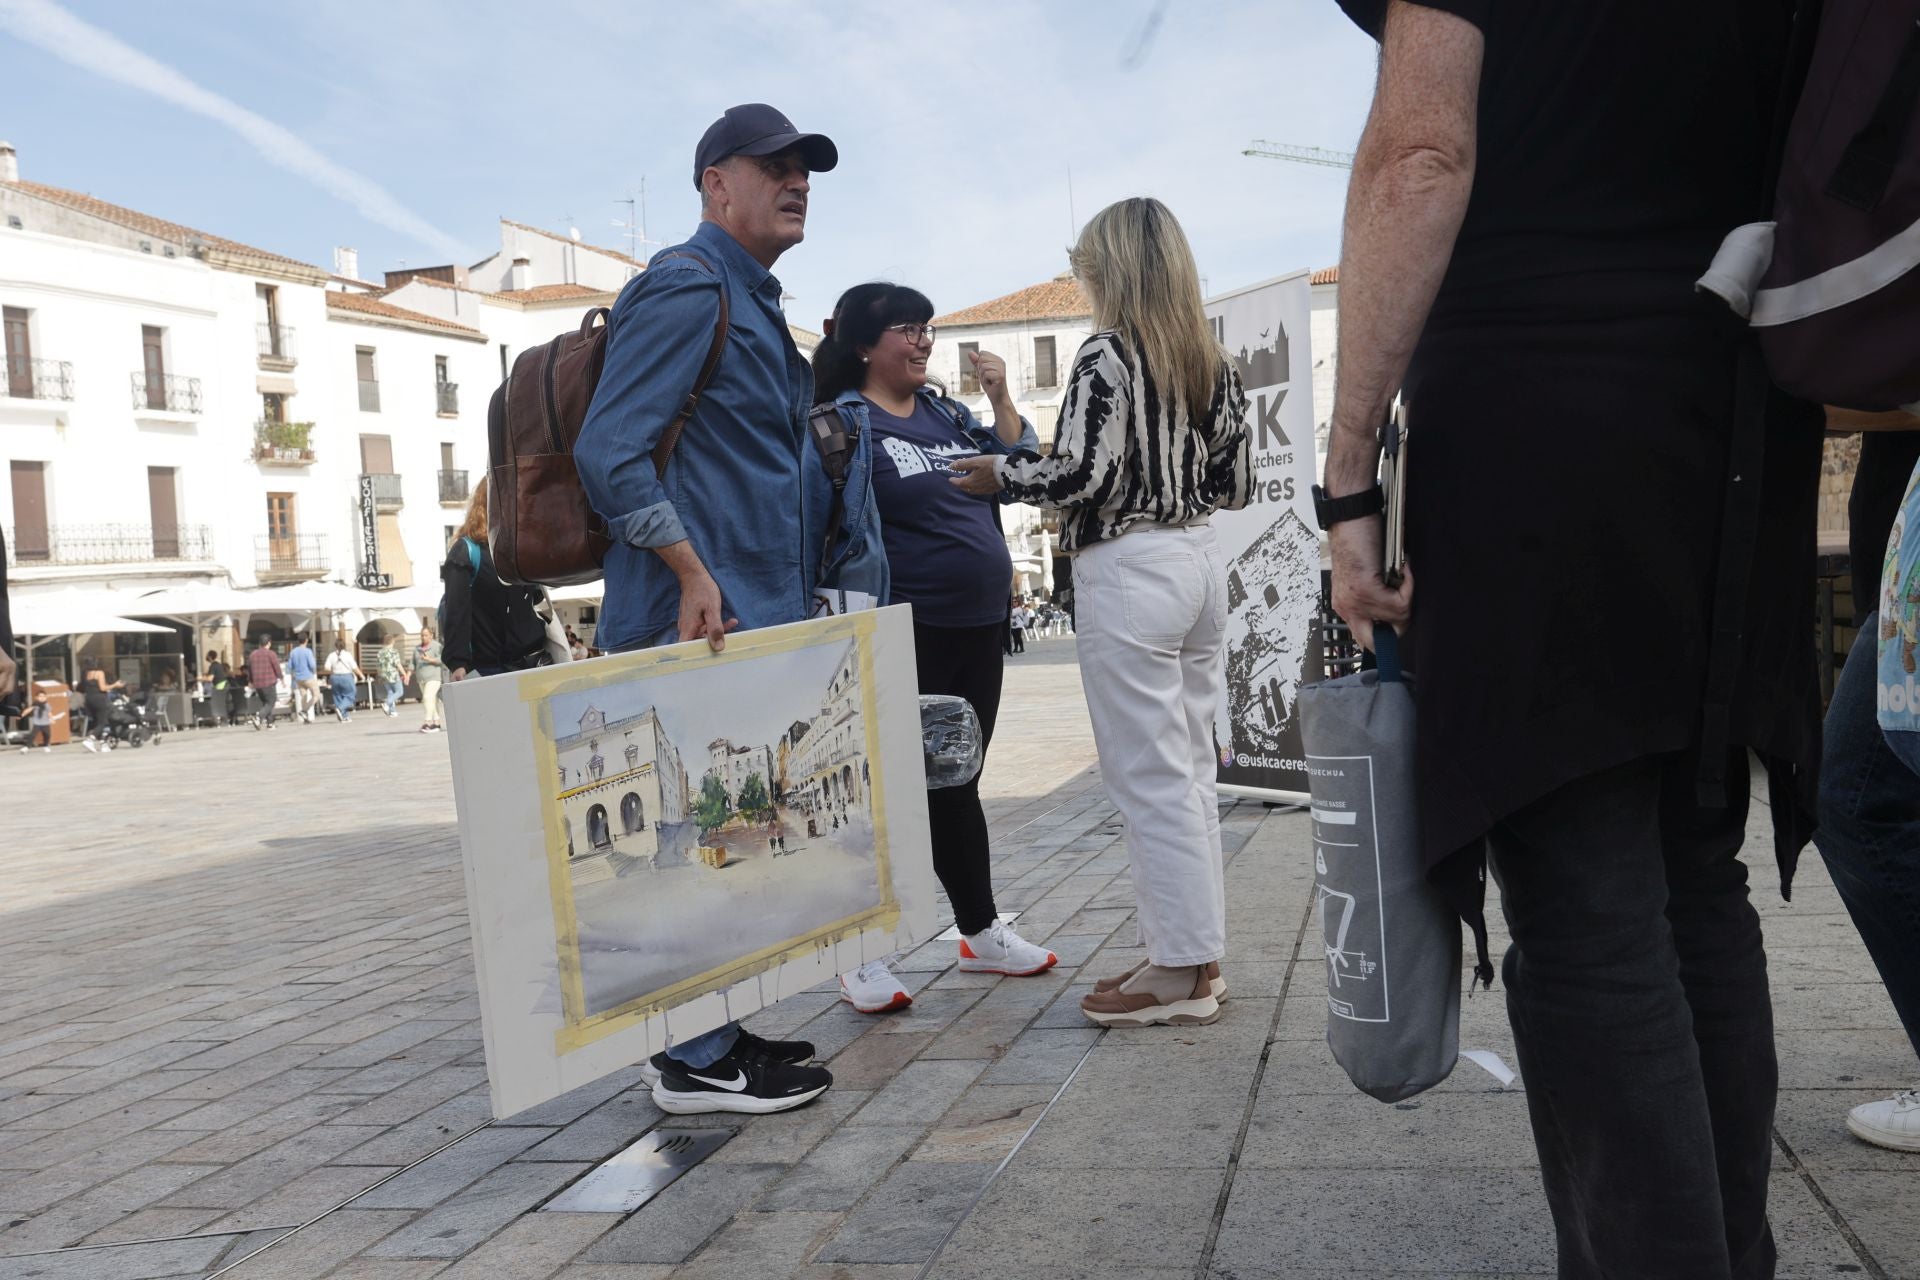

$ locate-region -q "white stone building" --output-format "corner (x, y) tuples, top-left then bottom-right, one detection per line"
(785, 639), (866, 817)
(704, 737), (776, 810)
(0, 140), (626, 680)
(555, 702), (688, 866)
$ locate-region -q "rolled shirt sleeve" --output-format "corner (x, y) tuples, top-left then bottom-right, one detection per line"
(998, 337), (1132, 512)
(575, 262), (725, 550)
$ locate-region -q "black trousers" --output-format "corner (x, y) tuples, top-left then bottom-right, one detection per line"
(1488, 752), (1775, 1280)
(915, 619), (1004, 936)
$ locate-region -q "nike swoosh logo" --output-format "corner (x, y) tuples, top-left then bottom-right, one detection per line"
(686, 1069), (749, 1092)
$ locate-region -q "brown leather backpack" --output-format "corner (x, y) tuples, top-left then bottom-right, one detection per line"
(487, 254), (729, 585)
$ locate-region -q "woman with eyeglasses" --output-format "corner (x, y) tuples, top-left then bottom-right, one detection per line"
(950, 198), (1252, 1030)
(810, 283), (1060, 1015)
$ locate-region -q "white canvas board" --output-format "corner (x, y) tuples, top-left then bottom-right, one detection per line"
(442, 605), (937, 1118)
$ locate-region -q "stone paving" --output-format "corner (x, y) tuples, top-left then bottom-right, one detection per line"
(1, 635), (1915, 1279)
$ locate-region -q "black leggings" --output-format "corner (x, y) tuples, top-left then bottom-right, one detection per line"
(914, 619), (1004, 936)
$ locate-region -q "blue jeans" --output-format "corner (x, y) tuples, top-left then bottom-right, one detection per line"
(638, 622), (742, 1069)
(382, 679), (401, 713)
(329, 673), (356, 716)
(1816, 614), (1920, 1062)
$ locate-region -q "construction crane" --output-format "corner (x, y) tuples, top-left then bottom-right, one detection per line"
(1243, 140), (1355, 170)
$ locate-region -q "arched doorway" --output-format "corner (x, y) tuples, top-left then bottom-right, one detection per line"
(621, 792), (643, 834)
(841, 764), (854, 806)
(564, 816), (575, 858)
(587, 804), (611, 849)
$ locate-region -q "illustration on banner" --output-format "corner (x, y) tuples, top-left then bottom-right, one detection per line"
(542, 633), (887, 1023)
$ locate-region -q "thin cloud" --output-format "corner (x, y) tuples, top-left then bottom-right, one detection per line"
(0, 0), (467, 260)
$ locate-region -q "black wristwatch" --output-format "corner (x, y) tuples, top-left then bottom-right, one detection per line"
(1311, 483), (1384, 531)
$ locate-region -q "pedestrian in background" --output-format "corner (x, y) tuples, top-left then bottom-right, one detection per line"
(413, 623), (447, 734)
(247, 635), (283, 729)
(20, 689), (55, 753)
(79, 661), (122, 751)
(951, 195), (1251, 1029)
(1009, 600), (1026, 653)
(809, 280), (1058, 1010)
(375, 637), (405, 716)
(1324, 3), (1821, 1274)
(441, 478), (550, 682)
(288, 634), (320, 723)
(324, 639), (359, 723)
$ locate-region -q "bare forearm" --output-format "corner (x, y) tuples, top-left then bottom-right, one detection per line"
(1326, 1), (1481, 497)
(1327, 150), (1473, 494)
(651, 538), (711, 585)
(990, 392), (1022, 446)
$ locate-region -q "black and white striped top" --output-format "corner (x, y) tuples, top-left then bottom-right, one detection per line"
(997, 331), (1252, 552)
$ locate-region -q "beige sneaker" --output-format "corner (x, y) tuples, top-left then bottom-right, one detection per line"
(1079, 964), (1220, 1027)
(1095, 959), (1225, 1001)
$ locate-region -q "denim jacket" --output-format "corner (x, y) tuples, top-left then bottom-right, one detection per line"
(826, 386), (1040, 545)
(578, 223), (876, 648)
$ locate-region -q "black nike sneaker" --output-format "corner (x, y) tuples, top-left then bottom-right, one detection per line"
(639, 1029), (815, 1087)
(650, 1035), (831, 1115)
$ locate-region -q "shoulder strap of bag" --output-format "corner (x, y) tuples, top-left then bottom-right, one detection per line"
(649, 252), (731, 478)
(462, 536), (482, 582)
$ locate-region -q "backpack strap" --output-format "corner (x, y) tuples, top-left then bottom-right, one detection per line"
(649, 252), (730, 478)
(463, 536), (482, 582)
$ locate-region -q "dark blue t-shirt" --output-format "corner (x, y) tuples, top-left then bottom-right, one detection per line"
(865, 397), (1012, 628)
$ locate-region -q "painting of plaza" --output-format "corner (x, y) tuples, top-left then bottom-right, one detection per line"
(543, 633), (884, 1020)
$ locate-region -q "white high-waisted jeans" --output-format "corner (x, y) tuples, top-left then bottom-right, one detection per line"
(1072, 523), (1228, 967)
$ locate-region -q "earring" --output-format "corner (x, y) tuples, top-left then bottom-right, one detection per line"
(861, 356), (869, 363)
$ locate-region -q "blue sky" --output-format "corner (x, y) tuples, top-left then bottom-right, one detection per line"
(0, 1), (1379, 327)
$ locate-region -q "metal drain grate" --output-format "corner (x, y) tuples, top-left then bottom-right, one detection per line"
(541, 1127), (734, 1213)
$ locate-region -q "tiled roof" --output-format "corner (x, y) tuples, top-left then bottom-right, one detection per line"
(1310, 266), (1339, 285)
(500, 219), (646, 269)
(495, 283), (616, 303)
(1, 179), (322, 272)
(325, 289), (485, 339)
(933, 275), (1091, 327)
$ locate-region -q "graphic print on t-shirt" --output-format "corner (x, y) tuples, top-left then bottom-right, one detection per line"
(880, 435), (976, 479)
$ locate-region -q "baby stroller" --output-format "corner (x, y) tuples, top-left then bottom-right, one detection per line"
(101, 690), (162, 748)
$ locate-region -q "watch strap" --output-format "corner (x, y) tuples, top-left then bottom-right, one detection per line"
(1312, 483), (1385, 531)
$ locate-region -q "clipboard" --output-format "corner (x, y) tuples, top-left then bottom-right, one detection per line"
(1380, 399), (1409, 589)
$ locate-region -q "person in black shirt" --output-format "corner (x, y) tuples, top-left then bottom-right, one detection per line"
(441, 477), (549, 681)
(1326, 2), (1820, 1275)
(1817, 415), (1920, 1154)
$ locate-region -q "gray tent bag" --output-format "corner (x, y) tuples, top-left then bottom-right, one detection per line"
(1298, 627), (1461, 1102)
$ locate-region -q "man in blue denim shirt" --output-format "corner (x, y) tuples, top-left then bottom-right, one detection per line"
(576, 105), (840, 1117)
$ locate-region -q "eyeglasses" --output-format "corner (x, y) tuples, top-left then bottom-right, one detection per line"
(883, 323), (937, 345)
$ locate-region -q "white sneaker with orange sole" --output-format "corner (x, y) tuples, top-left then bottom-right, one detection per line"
(958, 919), (1058, 976)
(840, 959), (912, 1014)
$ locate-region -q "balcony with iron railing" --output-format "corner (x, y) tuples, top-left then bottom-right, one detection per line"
(358, 378), (381, 412)
(254, 419), (316, 465)
(360, 472), (403, 511)
(255, 533), (327, 581)
(5, 522), (214, 566)
(257, 322), (297, 369)
(436, 383), (459, 416)
(438, 469), (470, 505)
(130, 371), (202, 414)
(3, 356), (74, 402)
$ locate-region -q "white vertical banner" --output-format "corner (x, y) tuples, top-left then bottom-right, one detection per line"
(1204, 271), (1320, 804)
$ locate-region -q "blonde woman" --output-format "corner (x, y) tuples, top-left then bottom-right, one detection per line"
(951, 197), (1251, 1028)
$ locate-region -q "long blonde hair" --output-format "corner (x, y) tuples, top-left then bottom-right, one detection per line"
(456, 475), (489, 543)
(1070, 197), (1223, 415)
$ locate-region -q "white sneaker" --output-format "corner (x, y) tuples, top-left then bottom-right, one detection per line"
(1848, 1091), (1920, 1152)
(81, 739), (98, 753)
(958, 919), (1058, 976)
(840, 959), (911, 1014)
